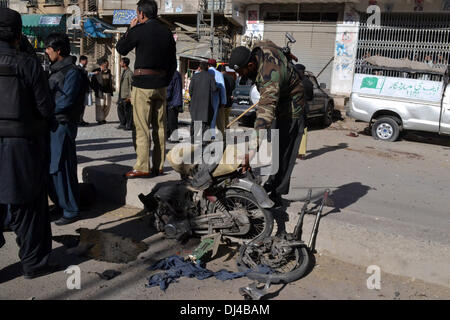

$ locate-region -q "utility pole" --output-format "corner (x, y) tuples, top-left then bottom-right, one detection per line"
(79, 0), (85, 56)
(210, 0), (214, 59)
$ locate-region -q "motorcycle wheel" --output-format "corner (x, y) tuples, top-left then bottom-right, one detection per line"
(236, 243), (311, 284)
(210, 189), (274, 241)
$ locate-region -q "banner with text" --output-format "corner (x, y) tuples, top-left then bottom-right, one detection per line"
(352, 74), (443, 102)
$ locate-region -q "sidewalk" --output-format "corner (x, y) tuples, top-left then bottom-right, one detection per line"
(76, 104), (450, 289)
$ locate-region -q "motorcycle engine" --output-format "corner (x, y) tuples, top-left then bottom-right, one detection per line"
(152, 182), (195, 240)
(164, 217), (192, 240)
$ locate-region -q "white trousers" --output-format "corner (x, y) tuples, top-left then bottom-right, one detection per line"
(95, 93), (111, 122)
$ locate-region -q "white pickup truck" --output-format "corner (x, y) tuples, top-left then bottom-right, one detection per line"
(346, 58), (450, 142)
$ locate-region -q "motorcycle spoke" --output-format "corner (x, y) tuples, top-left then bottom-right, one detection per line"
(213, 192), (269, 240)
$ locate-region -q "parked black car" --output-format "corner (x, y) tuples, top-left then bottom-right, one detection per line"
(230, 72), (334, 127)
(229, 84), (255, 126)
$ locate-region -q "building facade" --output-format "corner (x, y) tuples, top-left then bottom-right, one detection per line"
(236, 0), (450, 107)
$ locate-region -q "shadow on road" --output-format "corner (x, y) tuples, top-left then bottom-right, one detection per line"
(402, 131), (450, 147)
(76, 142), (133, 152)
(359, 126), (450, 147)
(327, 182), (373, 215)
(76, 137), (132, 146)
(303, 142), (348, 160)
(0, 261), (23, 284)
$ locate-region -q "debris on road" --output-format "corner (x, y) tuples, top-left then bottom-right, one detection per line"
(96, 270), (122, 280)
(146, 255), (271, 291)
(239, 281), (272, 300)
(188, 233), (221, 261)
(52, 235), (80, 248)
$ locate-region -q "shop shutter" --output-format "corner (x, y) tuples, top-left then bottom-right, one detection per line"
(263, 22), (337, 88)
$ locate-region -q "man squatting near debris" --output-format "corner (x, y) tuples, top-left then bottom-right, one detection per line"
(229, 41), (306, 206)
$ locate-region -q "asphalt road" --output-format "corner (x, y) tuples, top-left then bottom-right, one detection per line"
(286, 124), (450, 245)
(78, 105), (450, 245)
(1, 104), (449, 298)
(1, 202), (449, 300)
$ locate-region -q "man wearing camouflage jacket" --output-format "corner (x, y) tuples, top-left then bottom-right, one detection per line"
(229, 40), (305, 205)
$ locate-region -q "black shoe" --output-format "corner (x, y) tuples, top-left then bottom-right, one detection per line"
(97, 120), (107, 125)
(78, 121), (89, 127)
(54, 216), (79, 226)
(117, 125), (125, 129)
(23, 264), (62, 280)
(269, 193), (283, 207)
(124, 127), (132, 131)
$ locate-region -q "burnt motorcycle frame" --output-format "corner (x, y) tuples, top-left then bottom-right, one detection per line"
(138, 170), (275, 242)
(237, 188), (330, 284)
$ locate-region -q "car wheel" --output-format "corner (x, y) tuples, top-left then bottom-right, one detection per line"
(322, 103), (334, 127)
(371, 117), (401, 142)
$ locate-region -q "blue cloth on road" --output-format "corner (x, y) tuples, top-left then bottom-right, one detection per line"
(146, 255), (273, 291)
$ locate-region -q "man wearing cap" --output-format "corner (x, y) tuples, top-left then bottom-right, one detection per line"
(207, 58), (227, 139)
(0, 8), (58, 278)
(229, 41), (305, 206)
(116, 0), (176, 178)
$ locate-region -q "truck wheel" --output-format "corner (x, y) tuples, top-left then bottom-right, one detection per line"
(322, 103), (334, 127)
(371, 117), (400, 142)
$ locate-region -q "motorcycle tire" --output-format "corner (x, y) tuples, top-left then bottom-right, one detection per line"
(236, 243), (311, 284)
(210, 189), (274, 241)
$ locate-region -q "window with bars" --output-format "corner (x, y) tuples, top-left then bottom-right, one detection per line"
(262, 4), (341, 22)
(45, 0), (64, 5)
(355, 13), (450, 81)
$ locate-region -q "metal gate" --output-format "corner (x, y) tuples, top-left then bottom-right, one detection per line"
(355, 13), (450, 81)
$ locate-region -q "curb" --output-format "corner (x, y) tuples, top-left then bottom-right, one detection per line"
(77, 161), (450, 289)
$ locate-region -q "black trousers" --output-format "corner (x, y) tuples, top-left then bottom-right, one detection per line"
(264, 117), (304, 196)
(190, 121), (210, 144)
(0, 186), (52, 274)
(117, 99), (133, 129)
(167, 106), (179, 139)
(79, 104), (87, 123)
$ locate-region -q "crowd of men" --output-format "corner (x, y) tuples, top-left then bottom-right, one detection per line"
(0, 0), (308, 280)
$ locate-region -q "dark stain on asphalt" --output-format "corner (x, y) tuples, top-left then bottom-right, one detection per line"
(54, 228), (148, 263)
(346, 147), (424, 160)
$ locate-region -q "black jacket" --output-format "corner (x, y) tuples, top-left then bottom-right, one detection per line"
(189, 71), (217, 123)
(90, 68), (114, 97)
(0, 41), (54, 137)
(0, 41), (54, 204)
(116, 19), (177, 89)
(222, 73), (236, 107)
(48, 56), (83, 123)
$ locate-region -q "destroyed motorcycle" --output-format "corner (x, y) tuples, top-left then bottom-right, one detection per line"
(139, 145), (275, 242)
(237, 189), (330, 285)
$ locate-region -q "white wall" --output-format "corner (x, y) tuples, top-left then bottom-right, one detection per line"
(354, 0), (449, 13)
(330, 4), (359, 97)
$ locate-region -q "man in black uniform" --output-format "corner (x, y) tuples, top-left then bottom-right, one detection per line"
(0, 8), (57, 279)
